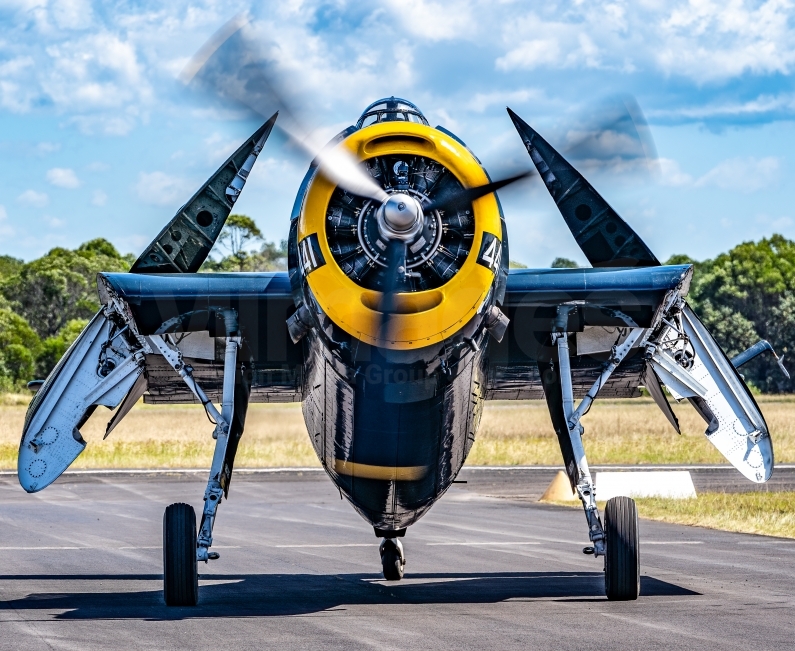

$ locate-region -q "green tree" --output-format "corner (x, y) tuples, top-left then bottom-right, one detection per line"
(240, 239), (288, 271)
(212, 214), (263, 272)
(203, 236), (288, 272)
(0, 255), (22, 280)
(0, 307), (41, 390)
(1, 238), (132, 339)
(36, 318), (90, 379)
(509, 260), (528, 269)
(551, 257), (578, 268)
(668, 234), (795, 392)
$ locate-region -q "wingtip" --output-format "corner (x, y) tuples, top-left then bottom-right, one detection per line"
(262, 111), (279, 128)
(506, 107), (531, 133)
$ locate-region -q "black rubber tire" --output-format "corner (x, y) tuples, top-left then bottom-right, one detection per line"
(604, 496), (640, 601)
(163, 503), (199, 606)
(381, 543), (404, 581)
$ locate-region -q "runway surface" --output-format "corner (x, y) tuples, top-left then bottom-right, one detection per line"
(1, 470), (793, 650)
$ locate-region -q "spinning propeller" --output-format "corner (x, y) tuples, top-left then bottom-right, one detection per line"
(180, 13), (534, 342)
(180, 13), (388, 205)
(177, 13), (662, 341)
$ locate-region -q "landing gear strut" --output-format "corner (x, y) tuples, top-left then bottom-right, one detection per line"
(552, 307), (642, 601)
(153, 309), (246, 606)
(380, 538), (405, 581)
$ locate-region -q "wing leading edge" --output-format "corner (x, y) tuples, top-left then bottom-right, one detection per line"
(487, 264), (693, 400)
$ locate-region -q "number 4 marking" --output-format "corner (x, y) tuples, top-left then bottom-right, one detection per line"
(477, 233), (502, 273)
(482, 238), (498, 266)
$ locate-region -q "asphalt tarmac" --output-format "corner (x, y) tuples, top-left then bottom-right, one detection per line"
(1, 470), (793, 650)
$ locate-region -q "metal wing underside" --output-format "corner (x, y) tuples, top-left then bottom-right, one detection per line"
(485, 265), (693, 400)
(99, 272), (302, 404)
(98, 265), (691, 404)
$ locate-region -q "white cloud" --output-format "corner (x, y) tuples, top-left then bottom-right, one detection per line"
(428, 107), (460, 133)
(467, 89), (543, 113)
(657, 0), (795, 82)
(695, 156), (781, 193)
(92, 189), (107, 206)
(496, 38), (561, 72)
(755, 212), (793, 230)
(51, 0), (94, 31)
(0, 56), (34, 77)
(204, 132), (237, 165)
(17, 189), (50, 207)
(1, 0), (794, 141)
(654, 155), (781, 192)
(45, 215), (66, 228)
(0, 205), (14, 236)
(492, 2), (795, 83)
(42, 32), (151, 112)
(36, 141), (61, 155)
(495, 11), (616, 73)
(384, 0), (476, 41)
(46, 167), (81, 188)
(135, 171), (193, 207)
(658, 158), (694, 187)
(648, 93), (795, 120)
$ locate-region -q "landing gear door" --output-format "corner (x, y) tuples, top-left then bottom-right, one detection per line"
(677, 304), (773, 482)
(18, 311), (144, 493)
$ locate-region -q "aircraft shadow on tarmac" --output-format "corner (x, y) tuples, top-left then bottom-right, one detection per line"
(0, 572), (699, 620)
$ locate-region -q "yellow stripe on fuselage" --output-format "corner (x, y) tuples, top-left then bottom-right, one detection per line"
(334, 460), (428, 481)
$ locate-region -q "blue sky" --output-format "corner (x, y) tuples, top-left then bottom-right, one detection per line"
(1, 0), (795, 267)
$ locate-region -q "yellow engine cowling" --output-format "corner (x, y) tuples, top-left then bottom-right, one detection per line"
(297, 121), (502, 350)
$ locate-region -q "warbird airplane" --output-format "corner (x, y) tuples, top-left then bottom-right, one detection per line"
(17, 25), (779, 609)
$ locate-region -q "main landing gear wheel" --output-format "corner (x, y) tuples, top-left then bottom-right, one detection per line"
(163, 502), (199, 606)
(604, 496), (640, 601)
(380, 538), (405, 581)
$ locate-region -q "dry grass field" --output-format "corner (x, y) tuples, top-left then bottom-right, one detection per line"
(633, 492), (795, 539)
(547, 492), (795, 539)
(4, 393), (795, 538)
(2, 393), (795, 470)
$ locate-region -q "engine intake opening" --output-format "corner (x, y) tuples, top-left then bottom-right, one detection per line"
(361, 290), (443, 314)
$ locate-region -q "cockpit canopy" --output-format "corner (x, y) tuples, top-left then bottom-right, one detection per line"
(356, 97), (429, 129)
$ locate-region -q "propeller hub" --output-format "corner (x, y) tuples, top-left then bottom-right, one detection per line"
(377, 193), (423, 242)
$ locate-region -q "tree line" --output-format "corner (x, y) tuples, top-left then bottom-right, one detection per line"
(0, 215), (287, 392)
(0, 220), (792, 393)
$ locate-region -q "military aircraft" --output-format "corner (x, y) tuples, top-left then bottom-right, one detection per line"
(17, 22), (780, 608)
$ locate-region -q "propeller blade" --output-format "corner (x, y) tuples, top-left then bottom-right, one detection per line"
(180, 13), (387, 203)
(423, 171), (533, 213)
(508, 107), (660, 268)
(377, 240), (408, 345)
(562, 95), (659, 175)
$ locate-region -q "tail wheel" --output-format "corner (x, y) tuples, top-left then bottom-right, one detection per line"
(163, 502), (199, 606)
(604, 496), (640, 601)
